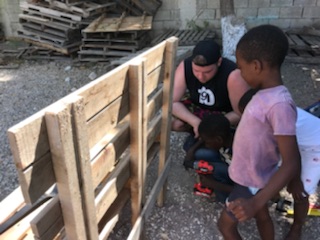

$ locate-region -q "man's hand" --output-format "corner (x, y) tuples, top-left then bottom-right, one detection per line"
(191, 118), (201, 138)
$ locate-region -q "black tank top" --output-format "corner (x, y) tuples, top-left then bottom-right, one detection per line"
(184, 57), (236, 112)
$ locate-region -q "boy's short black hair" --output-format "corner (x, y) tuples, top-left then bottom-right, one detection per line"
(198, 114), (230, 141)
(236, 25), (289, 68)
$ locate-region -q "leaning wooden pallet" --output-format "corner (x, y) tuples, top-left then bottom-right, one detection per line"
(0, 37), (178, 240)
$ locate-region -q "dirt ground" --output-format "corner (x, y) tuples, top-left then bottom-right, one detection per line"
(109, 61), (320, 240)
(1, 40), (320, 239)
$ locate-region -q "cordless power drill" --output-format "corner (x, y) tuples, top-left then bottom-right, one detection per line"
(183, 159), (214, 198)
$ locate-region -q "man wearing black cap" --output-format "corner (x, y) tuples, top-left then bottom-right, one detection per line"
(172, 39), (248, 138)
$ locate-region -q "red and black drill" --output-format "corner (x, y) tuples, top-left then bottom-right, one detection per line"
(183, 159), (215, 198)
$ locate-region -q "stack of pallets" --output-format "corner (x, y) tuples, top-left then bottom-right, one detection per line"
(77, 0), (162, 62)
(18, 0), (116, 56)
(78, 12), (153, 62)
(285, 27), (320, 64)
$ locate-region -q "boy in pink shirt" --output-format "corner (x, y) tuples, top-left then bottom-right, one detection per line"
(217, 25), (302, 240)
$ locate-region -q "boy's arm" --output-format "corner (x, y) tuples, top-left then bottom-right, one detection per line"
(184, 139), (204, 162)
(228, 135), (301, 221)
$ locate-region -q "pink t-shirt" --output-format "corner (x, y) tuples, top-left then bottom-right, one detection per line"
(229, 85), (297, 188)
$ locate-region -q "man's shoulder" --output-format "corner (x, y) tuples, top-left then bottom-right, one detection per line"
(221, 58), (237, 68)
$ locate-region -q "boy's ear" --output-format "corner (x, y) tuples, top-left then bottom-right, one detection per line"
(253, 59), (263, 73)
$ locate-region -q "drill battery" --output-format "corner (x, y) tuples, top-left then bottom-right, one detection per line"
(183, 160), (214, 174)
(193, 182), (214, 198)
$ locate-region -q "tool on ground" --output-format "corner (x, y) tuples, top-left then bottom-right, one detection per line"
(184, 159), (215, 197)
(275, 197), (320, 216)
(183, 159), (214, 174)
(193, 182), (214, 198)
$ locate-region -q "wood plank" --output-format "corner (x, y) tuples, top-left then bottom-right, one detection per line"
(20, 2), (82, 22)
(285, 56), (320, 64)
(147, 114), (161, 150)
(84, 15), (153, 33)
(68, 96), (99, 240)
(95, 155), (130, 222)
(71, 63), (129, 121)
(87, 94), (129, 150)
(90, 120), (130, 188)
(286, 27), (320, 37)
(21, 8), (80, 28)
(98, 189), (130, 240)
(128, 59), (147, 223)
(46, 1), (116, 18)
(146, 88), (163, 122)
(7, 110), (50, 170)
(30, 196), (63, 240)
(145, 65), (162, 97)
(157, 37), (178, 206)
(45, 101), (87, 240)
(128, 40), (166, 75)
(19, 152), (56, 204)
(116, 0), (143, 16)
(288, 33), (306, 47)
(0, 187), (24, 225)
(17, 30), (80, 54)
(0, 196), (54, 240)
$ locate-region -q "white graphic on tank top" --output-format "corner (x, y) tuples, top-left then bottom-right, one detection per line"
(198, 87), (215, 106)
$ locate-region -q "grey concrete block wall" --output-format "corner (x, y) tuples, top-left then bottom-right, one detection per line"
(153, 0), (320, 36)
(0, 0), (21, 37)
(1, 0), (320, 38)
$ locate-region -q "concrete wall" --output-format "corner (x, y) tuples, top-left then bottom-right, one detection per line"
(1, 0), (320, 38)
(0, 0), (21, 37)
(153, 0), (320, 36)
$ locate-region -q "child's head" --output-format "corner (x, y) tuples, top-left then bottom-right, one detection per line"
(198, 114), (231, 149)
(238, 88), (258, 114)
(236, 25), (288, 68)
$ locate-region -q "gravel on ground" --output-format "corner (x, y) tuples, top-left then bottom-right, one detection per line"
(0, 53), (320, 239)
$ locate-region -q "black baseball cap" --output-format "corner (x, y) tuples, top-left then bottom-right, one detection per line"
(192, 39), (221, 66)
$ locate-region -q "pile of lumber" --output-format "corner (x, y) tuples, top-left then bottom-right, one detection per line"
(17, 0), (162, 61)
(78, 12), (152, 62)
(18, 0), (116, 55)
(285, 27), (320, 64)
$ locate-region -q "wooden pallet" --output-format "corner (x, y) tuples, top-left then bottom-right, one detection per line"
(1, 38), (177, 240)
(44, 0), (116, 18)
(116, 0), (162, 16)
(152, 29), (216, 46)
(20, 8), (83, 28)
(18, 45), (73, 60)
(82, 30), (149, 41)
(19, 18), (81, 41)
(17, 29), (81, 54)
(286, 28), (320, 64)
(83, 14), (153, 33)
(20, 2), (83, 22)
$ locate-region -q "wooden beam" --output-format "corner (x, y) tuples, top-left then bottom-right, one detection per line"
(127, 155), (172, 240)
(157, 37), (178, 206)
(128, 59), (147, 225)
(67, 96), (99, 240)
(45, 102), (86, 240)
